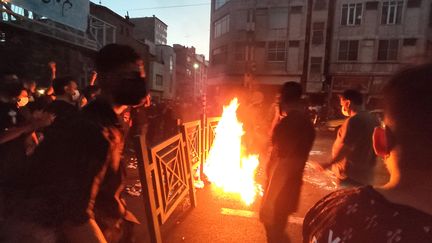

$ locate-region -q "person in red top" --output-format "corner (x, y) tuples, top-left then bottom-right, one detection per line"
(303, 63), (432, 242)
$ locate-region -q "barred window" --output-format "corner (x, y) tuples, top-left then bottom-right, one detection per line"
(314, 0), (327, 10)
(267, 41), (286, 62)
(310, 57), (323, 74)
(312, 22), (325, 45)
(289, 40), (300, 47)
(291, 6), (303, 13)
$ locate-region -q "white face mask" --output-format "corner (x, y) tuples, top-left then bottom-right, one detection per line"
(72, 90), (80, 101)
(17, 97), (29, 107)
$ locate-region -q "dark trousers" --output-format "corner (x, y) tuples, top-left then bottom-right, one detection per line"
(263, 220), (291, 243)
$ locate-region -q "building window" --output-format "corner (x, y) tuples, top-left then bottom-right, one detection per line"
(310, 57), (323, 74)
(312, 22), (325, 45)
(381, 1), (403, 24)
(290, 6), (303, 13)
(378, 39), (399, 61)
(407, 0), (421, 8)
(267, 41), (286, 62)
(156, 74), (163, 86)
(341, 3), (363, 26)
(403, 38), (417, 46)
(289, 40), (300, 47)
(234, 43), (246, 61)
(366, 1), (379, 10)
(215, 0), (230, 10)
(338, 40), (359, 61)
(212, 45), (227, 64)
(314, 0), (327, 10)
(214, 15), (230, 38)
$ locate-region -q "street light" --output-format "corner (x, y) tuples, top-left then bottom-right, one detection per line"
(193, 63), (199, 69)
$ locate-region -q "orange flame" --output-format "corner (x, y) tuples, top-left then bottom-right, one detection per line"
(204, 98), (260, 205)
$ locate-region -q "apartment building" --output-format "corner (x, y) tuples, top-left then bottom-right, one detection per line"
(209, 0), (432, 100)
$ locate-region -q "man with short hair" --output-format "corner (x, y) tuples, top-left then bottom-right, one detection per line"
(303, 63), (432, 242)
(44, 77), (80, 124)
(260, 82), (315, 243)
(323, 89), (379, 187)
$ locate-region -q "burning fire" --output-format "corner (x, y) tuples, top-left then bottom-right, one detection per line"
(204, 98), (261, 205)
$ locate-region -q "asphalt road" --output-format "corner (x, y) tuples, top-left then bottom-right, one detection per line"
(124, 131), (390, 243)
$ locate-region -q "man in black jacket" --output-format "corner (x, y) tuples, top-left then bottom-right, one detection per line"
(260, 82), (316, 243)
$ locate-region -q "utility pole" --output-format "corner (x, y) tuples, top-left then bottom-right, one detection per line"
(244, 0), (257, 92)
(301, 0), (314, 92)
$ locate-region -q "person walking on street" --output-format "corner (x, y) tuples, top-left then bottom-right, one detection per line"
(260, 82), (315, 243)
(303, 63), (432, 243)
(319, 89), (379, 187)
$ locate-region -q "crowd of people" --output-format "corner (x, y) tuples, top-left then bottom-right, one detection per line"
(0, 42), (431, 243)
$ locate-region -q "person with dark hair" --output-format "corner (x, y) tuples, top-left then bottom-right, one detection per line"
(303, 63), (432, 243)
(260, 82), (316, 243)
(0, 81), (53, 208)
(1, 44), (147, 242)
(95, 43), (140, 74)
(318, 89), (379, 187)
(44, 77), (80, 125)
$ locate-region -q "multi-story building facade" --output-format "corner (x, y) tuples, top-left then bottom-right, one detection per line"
(130, 15), (174, 101)
(174, 44), (208, 102)
(131, 16), (168, 45)
(154, 44), (176, 100)
(209, 0), (312, 100)
(209, 0), (432, 101)
(90, 3), (150, 69)
(329, 0), (432, 97)
(0, 2), (150, 88)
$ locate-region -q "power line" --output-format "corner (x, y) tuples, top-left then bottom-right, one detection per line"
(125, 3), (210, 11)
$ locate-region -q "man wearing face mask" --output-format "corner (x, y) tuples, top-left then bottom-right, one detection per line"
(321, 89), (379, 187)
(1, 44), (148, 243)
(303, 64), (432, 243)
